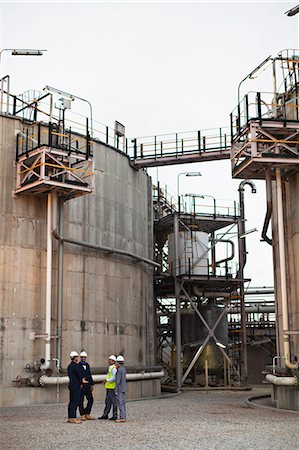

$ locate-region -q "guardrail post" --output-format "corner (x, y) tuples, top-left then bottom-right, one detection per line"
(48, 122), (52, 147)
(257, 92), (262, 123)
(197, 130), (201, 154)
(38, 123), (41, 147)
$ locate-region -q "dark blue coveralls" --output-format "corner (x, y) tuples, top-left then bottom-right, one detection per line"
(79, 361), (94, 416)
(67, 361), (83, 419)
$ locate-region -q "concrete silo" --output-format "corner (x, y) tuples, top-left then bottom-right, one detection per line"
(0, 88), (161, 406)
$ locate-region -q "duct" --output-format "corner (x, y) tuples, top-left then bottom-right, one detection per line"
(266, 374), (298, 386)
(261, 170), (273, 246)
(39, 371), (165, 386)
(214, 239), (235, 266)
(193, 285), (231, 298)
(275, 169), (298, 370)
(52, 229), (160, 268)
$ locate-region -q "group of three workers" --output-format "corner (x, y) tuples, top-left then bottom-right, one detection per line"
(67, 351), (127, 424)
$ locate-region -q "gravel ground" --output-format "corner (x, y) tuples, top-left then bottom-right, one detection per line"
(0, 388), (298, 450)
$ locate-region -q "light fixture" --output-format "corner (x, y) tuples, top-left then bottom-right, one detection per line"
(239, 228), (258, 238)
(11, 49), (46, 56)
(285, 5), (299, 16)
(44, 85), (74, 101)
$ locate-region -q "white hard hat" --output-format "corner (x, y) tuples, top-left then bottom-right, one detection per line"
(80, 351), (88, 357)
(116, 355), (125, 362)
(109, 355), (116, 361)
(70, 351), (79, 358)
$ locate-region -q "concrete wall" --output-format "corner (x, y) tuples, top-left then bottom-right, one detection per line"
(271, 172), (299, 362)
(0, 114), (158, 406)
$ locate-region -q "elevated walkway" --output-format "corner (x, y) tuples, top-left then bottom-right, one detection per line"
(129, 127), (231, 168)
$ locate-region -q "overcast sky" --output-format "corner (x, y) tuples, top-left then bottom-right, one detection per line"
(1, 1), (298, 287)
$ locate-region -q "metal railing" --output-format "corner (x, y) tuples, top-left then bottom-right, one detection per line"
(128, 127), (230, 161)
(16, 121), (92, 162)
(231, 91), (299, 140)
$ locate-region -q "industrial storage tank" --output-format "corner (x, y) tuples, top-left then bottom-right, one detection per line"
(168, 231), (209, 276)
(0, 113), (159, 406)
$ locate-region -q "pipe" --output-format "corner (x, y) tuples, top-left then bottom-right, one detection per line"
(266, 373), (298, 386)
(52, 229), (160, 268)
(41, 193), (53, 370)
(39, 371), (165, 386)
(193, 285), (232, 298)
(174, 212), (182, 390)
(275, 169), (298, 370)
(214, 239), (235, 266)
(228, 305), (275, 314)
(261, 170), (273, 245)
(56, 199), (64, 364)
(237, 180), (257, 385)
(59, 365), (163, 375)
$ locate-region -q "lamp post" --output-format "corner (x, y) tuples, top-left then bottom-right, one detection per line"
(43, 85), (93, 138)
(237, 55), (272, 105)
(177, 172), (201, 212)
(0, 48), (46, 113)
(185, 193), (216, 216)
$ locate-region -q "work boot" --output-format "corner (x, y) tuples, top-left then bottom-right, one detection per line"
(68, 418), (82, 424)
(81, 415), (87, 421)
(98, 415), (108, 420)
(109, 416), (117, 420)
(115, 418), (126, 423)
(85, 414), (95, 420)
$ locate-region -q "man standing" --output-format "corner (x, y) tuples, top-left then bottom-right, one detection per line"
(115, 355), (127, 423)
(98, 355), (117, 420)
(67, 351), (88, 424)
(79, 351), (95, 421)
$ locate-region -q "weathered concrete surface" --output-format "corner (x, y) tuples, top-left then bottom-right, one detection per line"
(272, 172), (299, 364)
(0, 114), (156, 406)
(0, 389), (298, 450)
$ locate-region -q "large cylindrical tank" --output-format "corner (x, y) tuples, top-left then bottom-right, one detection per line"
(168, 231), (209, 276)
(0, 114), (157, 406)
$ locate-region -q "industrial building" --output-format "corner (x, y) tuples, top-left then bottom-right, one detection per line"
(0, 48), (298, 411)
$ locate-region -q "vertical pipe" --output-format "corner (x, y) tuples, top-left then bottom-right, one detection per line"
(174, 213), (181, 389)
(56, 198), (64, 365)
(238, 188), (248, 385)
(211, 231), (216, 276)
(44, 192), (53, 368)
(275, 168), (291, 364)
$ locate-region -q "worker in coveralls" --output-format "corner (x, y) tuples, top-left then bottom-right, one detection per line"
(79, 351), (95, 420)
(67, 351), (88, 424)
(115, 355), (127, 422)
(98, 355), (117, 420)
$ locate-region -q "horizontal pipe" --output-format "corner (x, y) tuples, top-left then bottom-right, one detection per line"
(193, 285), (231, 298)
(53, 229), (160, 268)
(59, 365), (162, 375)
(39, 371), (164, 386)
(228, 305), (275, 314)
(266, 374), (298, 386)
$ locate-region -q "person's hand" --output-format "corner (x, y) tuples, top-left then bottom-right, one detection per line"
(90, 386), (93, 392)
(82, 377), (89, 384)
